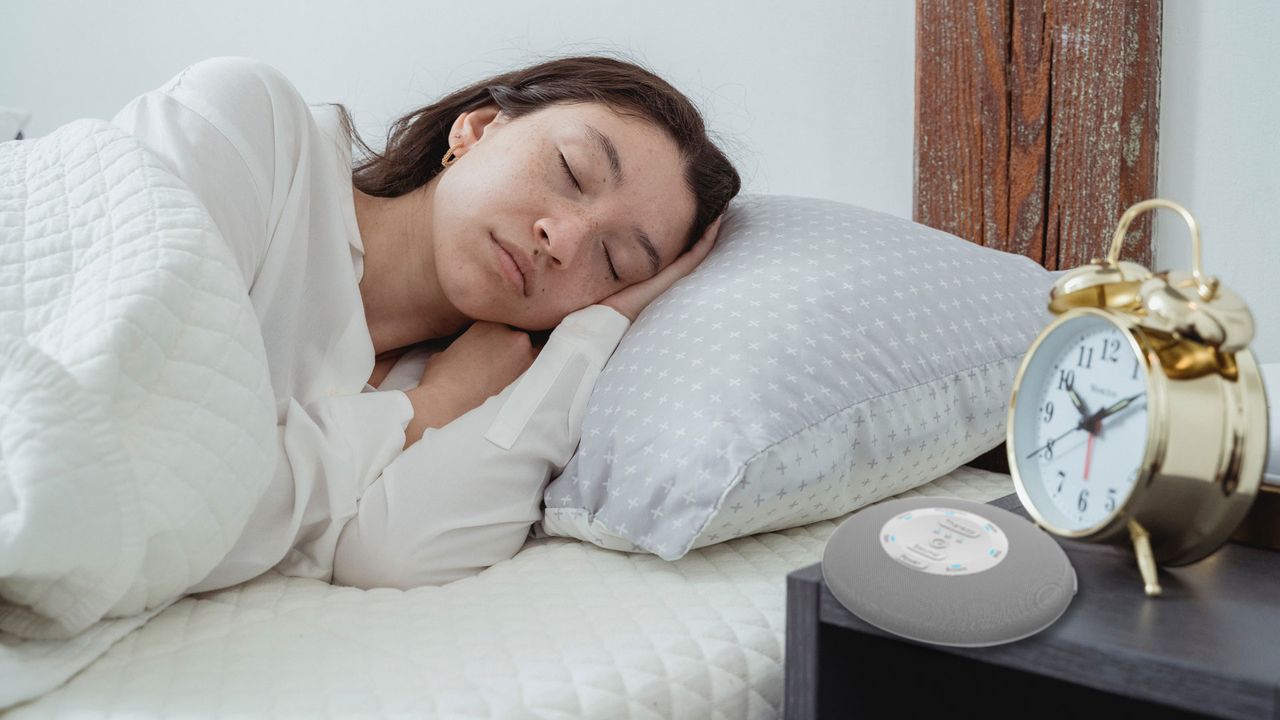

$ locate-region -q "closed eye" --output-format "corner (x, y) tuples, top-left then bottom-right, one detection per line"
(603, 245), (620, 282)
(559, 151), (582, 192)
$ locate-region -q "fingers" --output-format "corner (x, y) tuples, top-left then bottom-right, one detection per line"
(672, 214), (724, 273)
(597, 213), (727, 323)
(704, 213), (725, 241)
(694, 214), (723, 252)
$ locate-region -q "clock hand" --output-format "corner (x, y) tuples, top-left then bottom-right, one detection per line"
(1024, 394), (1145, 461)
(1024, 420), (1090, 460)
(1066, 384), (1100, 438)
(1067, 386), (1090, 419)
(1093, 393), (1142, 423)
(1083, 430), (1096, 480)
(1078, 392), (1144, 434)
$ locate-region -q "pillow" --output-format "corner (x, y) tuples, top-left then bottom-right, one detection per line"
(541, 194), (1053, 559)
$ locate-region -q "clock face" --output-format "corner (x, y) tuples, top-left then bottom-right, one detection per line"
(1011, 313), (1150, 533)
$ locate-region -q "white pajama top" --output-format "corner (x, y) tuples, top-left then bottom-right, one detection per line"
(111, 57), (629, 591)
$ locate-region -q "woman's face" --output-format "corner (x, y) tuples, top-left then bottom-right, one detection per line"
(429, 101), (698, 330)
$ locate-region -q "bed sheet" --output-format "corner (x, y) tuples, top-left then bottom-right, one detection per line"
(8, 467), (1013, 719)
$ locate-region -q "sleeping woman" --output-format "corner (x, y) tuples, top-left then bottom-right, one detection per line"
(112, 55), (741, 592)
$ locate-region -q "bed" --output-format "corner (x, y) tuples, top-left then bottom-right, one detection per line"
(7, 468), (1012, 719)
(2, 2), (1161, 718)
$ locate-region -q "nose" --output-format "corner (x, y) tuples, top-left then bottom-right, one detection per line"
(534, 210), (594, 268)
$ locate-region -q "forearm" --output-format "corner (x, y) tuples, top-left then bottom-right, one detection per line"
(333, 305), (631, 590)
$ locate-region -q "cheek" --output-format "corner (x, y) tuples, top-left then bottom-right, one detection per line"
(561, 270), (618, 306)
(434, 251), (487, 315)
(449, 141), (544, 205)
(520, 276), (611, 329)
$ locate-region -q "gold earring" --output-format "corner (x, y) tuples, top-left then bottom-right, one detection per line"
(441, 145), (460, 168)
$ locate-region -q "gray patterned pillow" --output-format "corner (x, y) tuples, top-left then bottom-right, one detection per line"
(540, 195), (1052, 559)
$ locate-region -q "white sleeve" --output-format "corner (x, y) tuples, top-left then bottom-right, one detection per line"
(331, 305), (631, 589)
(269, 389), (415, 579)
(111, 56), (311, 292)
(111, 58), (423, 592)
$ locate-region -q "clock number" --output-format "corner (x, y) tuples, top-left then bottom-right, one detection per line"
(1042, 401), (1054, 423)
(1077, 345), (1094, 369)
(1131, 358), (1140, 381)
(1100, 337), (1122, 363)
(1043, 438), (1055, 461)
(1077, 488), (1089, 513)
(1105, 488), (1117, 513)
(1055, 470), (1066, 495)
(1057, 369), (1075, 391)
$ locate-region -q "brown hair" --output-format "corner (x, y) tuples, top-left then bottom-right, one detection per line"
(335, 55), (741, 253)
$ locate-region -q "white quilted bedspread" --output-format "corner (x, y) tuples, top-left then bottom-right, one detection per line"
(9, 467), (1012, 719)
(0, 122), (276, 705)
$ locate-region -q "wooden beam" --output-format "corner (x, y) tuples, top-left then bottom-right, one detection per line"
(914, 0), (1010, 253)
(915, 0), (1161, 270)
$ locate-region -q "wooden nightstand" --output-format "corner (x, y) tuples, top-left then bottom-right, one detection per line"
(785, 493), (1280, 719)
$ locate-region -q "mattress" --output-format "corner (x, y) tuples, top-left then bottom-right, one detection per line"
(7, 467), (1013, 719)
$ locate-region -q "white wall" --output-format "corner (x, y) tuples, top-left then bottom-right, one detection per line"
(7, 2), (1271, 361)
(0, 0), (917, 219)
(1158, 0), (1280, 363)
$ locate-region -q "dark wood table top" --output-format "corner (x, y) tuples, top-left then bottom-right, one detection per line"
(795, 493), (1280, 719)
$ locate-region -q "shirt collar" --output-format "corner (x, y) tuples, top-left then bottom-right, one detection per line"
(309, 103), (366, 282)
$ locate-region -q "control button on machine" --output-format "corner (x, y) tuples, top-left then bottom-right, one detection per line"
(908, 544), (946, 561)
(878, 507), (1010, 577)
(895, 553), (930, 570)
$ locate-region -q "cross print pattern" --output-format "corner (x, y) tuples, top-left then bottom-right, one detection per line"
(541, 194), (1052, 560)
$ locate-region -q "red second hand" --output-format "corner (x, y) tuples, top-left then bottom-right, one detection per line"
(1085, 427), (1095, 479)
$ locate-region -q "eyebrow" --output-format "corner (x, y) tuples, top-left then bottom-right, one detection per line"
(584, 124), (660, 276)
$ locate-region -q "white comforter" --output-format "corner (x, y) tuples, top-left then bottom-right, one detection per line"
(0, 120), (276, 706)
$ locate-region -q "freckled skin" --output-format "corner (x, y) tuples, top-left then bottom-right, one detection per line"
(430, 102), (697, 331)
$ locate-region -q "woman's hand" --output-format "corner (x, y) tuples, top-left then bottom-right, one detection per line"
(402, 322), (538, 448)
(601, 215), (723, 322)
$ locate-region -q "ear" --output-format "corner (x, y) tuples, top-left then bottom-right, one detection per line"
(447, 104), (503, 159)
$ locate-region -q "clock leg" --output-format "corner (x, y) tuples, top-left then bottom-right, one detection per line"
(1127, 518), (1163, 597)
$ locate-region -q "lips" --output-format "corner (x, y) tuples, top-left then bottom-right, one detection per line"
(491, 234), (531, 296)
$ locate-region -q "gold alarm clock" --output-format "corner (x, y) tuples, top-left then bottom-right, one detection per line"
(1007, 199), (1269, 596)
